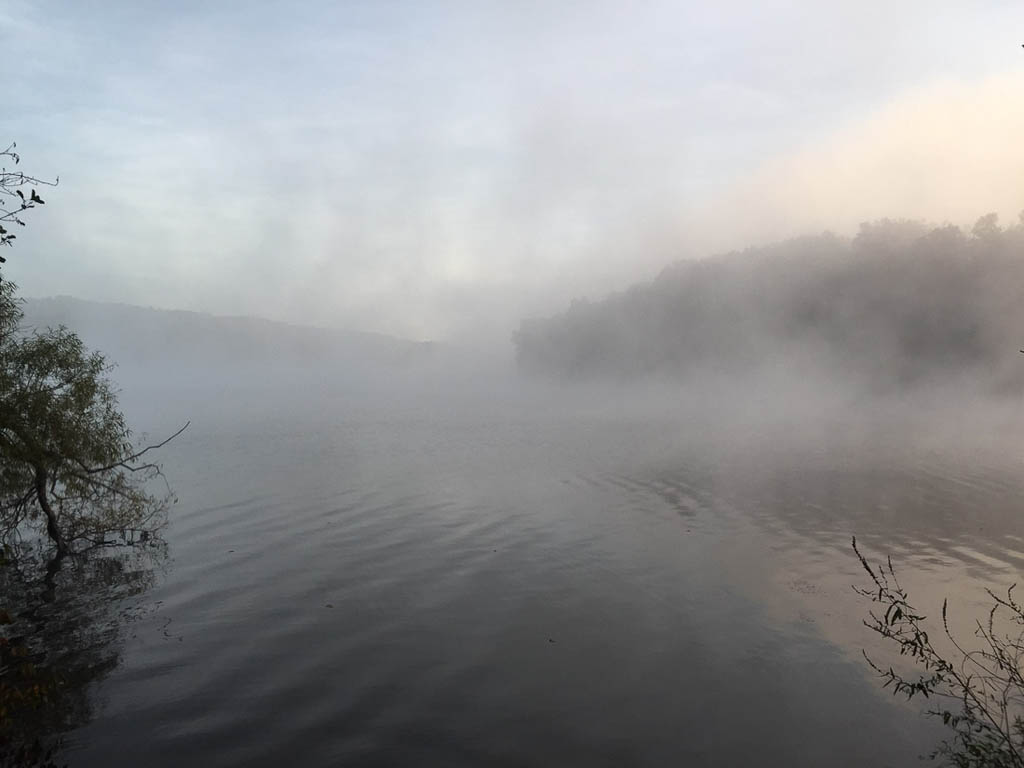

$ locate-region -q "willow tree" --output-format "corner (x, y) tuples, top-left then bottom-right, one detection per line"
(0, 282), (185, 555)
(0, 146), (182, 556)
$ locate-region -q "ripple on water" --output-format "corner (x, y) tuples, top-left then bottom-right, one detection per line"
(66, 416), (1021, 767)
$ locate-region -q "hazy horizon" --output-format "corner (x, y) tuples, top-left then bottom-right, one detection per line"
(9, 5), (1024, 767)
(4, 1), (1024, 345)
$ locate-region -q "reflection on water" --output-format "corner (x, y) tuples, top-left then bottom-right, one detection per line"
(0, 541), (165, 765)
(20, 402), (1024, 767)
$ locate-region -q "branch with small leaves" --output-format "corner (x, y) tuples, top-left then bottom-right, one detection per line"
(853, 536), (1024, 767)
(0, 142), (58, 257)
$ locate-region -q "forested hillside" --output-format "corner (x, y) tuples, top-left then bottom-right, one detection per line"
(514, 216), (1024, 392)
(21, 297), (435, 372)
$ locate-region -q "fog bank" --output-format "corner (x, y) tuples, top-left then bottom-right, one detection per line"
(515, 217), (1024, 397)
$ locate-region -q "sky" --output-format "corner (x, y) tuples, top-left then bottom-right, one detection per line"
(2, 0), (1023, 344)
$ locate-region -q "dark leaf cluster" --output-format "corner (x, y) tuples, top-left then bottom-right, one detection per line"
(0, 143), (56, 258)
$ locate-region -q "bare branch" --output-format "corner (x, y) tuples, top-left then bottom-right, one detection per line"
(79, 421), (190, 475)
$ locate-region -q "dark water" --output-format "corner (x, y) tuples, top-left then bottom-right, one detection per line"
(51, 397), (1024, 766)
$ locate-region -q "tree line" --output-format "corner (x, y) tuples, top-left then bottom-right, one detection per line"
(515, 216), (1024, 393)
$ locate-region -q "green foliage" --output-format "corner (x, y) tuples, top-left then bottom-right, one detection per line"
(0, 144), (179, 766)
(853, 537), (1024, 767)
(0, 281), (180, 553)
(0, 144), (181, 553)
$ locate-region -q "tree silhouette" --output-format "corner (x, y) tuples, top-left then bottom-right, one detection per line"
(0, 143), (56, 258)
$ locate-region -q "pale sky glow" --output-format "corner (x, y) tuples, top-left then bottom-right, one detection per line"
(2, 0), (1023, 343)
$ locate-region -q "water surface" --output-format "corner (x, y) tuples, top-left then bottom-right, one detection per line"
(59, 396), (1024, 766)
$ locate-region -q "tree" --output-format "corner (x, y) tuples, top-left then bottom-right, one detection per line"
(972, 213), (1002, 242)
(0, 144), (183, 768)
(853, 536), (1024, 767)
(0, 280), (186, 556)
(0, 146), (183, 556)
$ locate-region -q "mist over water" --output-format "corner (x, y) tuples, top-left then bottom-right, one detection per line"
(16, 289), (1014, 766)
(6, 2), (1024, 764)
(7, 199), (1022, 767)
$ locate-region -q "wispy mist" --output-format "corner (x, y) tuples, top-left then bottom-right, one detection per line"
(3, 1), (1022, 345)
(515, 217), (1024, 398)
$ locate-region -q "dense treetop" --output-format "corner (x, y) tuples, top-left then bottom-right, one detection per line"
(514, 216), (1024, 392)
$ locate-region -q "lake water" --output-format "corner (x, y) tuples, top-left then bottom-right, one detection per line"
(50, 391), (1024, 766)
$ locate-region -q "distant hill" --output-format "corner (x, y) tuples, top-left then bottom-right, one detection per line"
(15, 298), (518, 426)
(20, 297), (435, 374)
(514, 217), (1024, 393)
